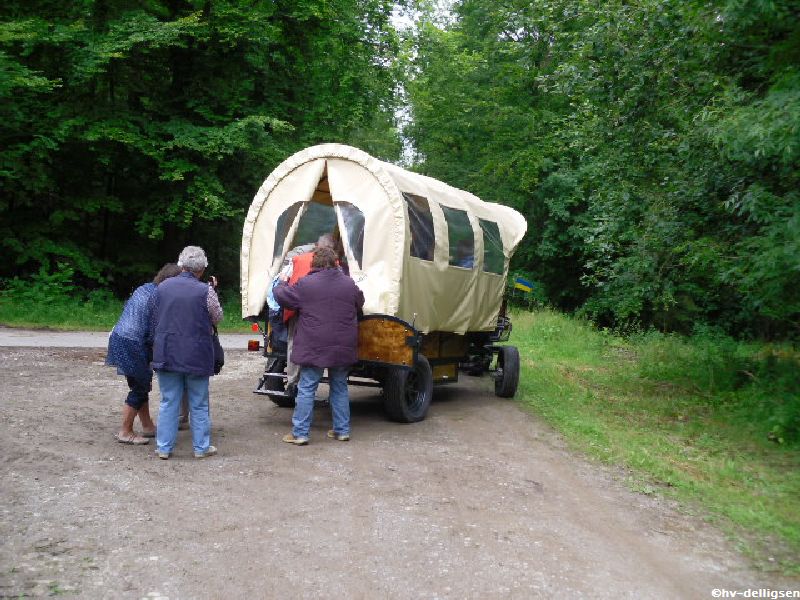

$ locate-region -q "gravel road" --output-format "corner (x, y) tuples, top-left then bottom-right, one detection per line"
(0, 338), (795, 599)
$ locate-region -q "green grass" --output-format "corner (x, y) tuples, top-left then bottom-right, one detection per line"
(0, 290), (253, 333)
(513, 309), (800, 574)
(0, 289), (123, 330)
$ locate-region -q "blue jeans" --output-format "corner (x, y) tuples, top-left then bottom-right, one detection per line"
(156, 371), (211, 454)
(292, 366), (350, 439)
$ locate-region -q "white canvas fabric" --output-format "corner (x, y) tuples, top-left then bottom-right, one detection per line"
(241, 144), (527, 334)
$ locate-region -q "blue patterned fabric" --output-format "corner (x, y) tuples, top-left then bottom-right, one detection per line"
(106, 282), (157, 380)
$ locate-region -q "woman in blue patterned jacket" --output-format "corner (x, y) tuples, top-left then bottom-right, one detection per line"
(106, 263), (181, 445)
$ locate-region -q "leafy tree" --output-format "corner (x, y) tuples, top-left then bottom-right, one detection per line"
(405, 0), (800, 339)
(0, 0), (402, 293)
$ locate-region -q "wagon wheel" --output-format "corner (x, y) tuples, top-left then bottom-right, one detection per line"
(494, 346), (520, 398)
(383, 355), (433, 422)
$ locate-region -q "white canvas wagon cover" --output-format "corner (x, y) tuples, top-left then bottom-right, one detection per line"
(241, 144), (526, 334)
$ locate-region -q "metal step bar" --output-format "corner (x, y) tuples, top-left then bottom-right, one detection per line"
(254, 371), (381, 398)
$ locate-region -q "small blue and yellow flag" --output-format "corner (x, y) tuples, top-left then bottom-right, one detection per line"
(514, 276), (533, 293)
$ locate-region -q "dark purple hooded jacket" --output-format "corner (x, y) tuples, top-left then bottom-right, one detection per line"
(274, 268), (365, 368)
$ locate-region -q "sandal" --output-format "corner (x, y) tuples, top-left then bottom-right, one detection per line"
(115, 432), (150, 445)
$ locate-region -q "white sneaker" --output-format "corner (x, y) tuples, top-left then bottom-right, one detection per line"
(194, 445), (217, 458)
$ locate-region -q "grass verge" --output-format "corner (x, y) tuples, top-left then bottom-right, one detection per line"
(512, 309), (800, 574)
(0, 291), (252, 333)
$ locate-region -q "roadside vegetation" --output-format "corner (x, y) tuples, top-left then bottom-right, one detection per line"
(0, 273), (249, 333)
(513, 309), (800, 574)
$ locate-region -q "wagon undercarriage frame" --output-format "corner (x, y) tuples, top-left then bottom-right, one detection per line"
(252, 313), (520, 422)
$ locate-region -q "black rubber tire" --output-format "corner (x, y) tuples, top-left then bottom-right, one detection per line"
(494, 346), (520, 398)
(383, 355), (434, 422)
(264, 357), (295, 408)
(271, 395), (295, 408)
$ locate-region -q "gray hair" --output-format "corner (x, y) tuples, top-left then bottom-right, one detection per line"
(177, 246), (208, 272)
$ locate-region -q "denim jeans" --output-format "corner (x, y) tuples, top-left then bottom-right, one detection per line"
(292, 366), (350, 439)
(156, 370), (211, 454)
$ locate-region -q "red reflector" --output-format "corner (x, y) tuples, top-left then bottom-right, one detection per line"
(251, 323), (259, 332)
(247, 339), (261, 351)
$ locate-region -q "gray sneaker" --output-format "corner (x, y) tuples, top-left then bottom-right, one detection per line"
(282, 433), (309, 446)
(194, 445), (217, 458)
(157, 451), (170, 460)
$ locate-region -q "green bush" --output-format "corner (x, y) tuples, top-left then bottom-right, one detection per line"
(633, 326), (800, 445)
(3, 263), (76, 303)
(0, 266), (121, 330)
(0, 269), (251, 333)
(744, 353), (800, 445)
(634, 327), (749, 394)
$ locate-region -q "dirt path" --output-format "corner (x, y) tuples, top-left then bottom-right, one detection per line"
(0, 346), (795, 599)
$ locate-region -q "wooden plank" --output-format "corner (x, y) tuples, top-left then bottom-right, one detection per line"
(441, 333), (468, 358)
(311, 190), (332, 204)
(358, 318), (414, 366)
(421, 332), (440, 358)
(421, 331), (468, 360)
(432, 363), (458, 382)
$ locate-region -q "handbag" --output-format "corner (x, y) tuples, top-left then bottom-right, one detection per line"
(212, 326), (225, 375)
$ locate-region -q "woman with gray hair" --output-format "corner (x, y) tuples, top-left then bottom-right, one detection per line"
(151, 245), (223, 459)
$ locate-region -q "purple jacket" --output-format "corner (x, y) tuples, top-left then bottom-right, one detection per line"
(274, 268), (365, 368)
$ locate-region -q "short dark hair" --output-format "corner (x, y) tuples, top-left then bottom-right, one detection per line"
(311, 247), (337, 269)
(153, 263), (181, 284)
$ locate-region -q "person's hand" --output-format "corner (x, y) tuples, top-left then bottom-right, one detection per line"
(279, 272), (289, 283)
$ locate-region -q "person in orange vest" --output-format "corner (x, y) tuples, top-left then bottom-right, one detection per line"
(282, 233), (337, 395)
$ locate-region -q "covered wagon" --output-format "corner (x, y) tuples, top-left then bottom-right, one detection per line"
(241, 144), (527, 422)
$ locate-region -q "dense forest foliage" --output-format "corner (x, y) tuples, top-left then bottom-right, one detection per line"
(2, 0), (798, 339)
(0, 0), (402, 293)
(405, 0), (800, 339)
